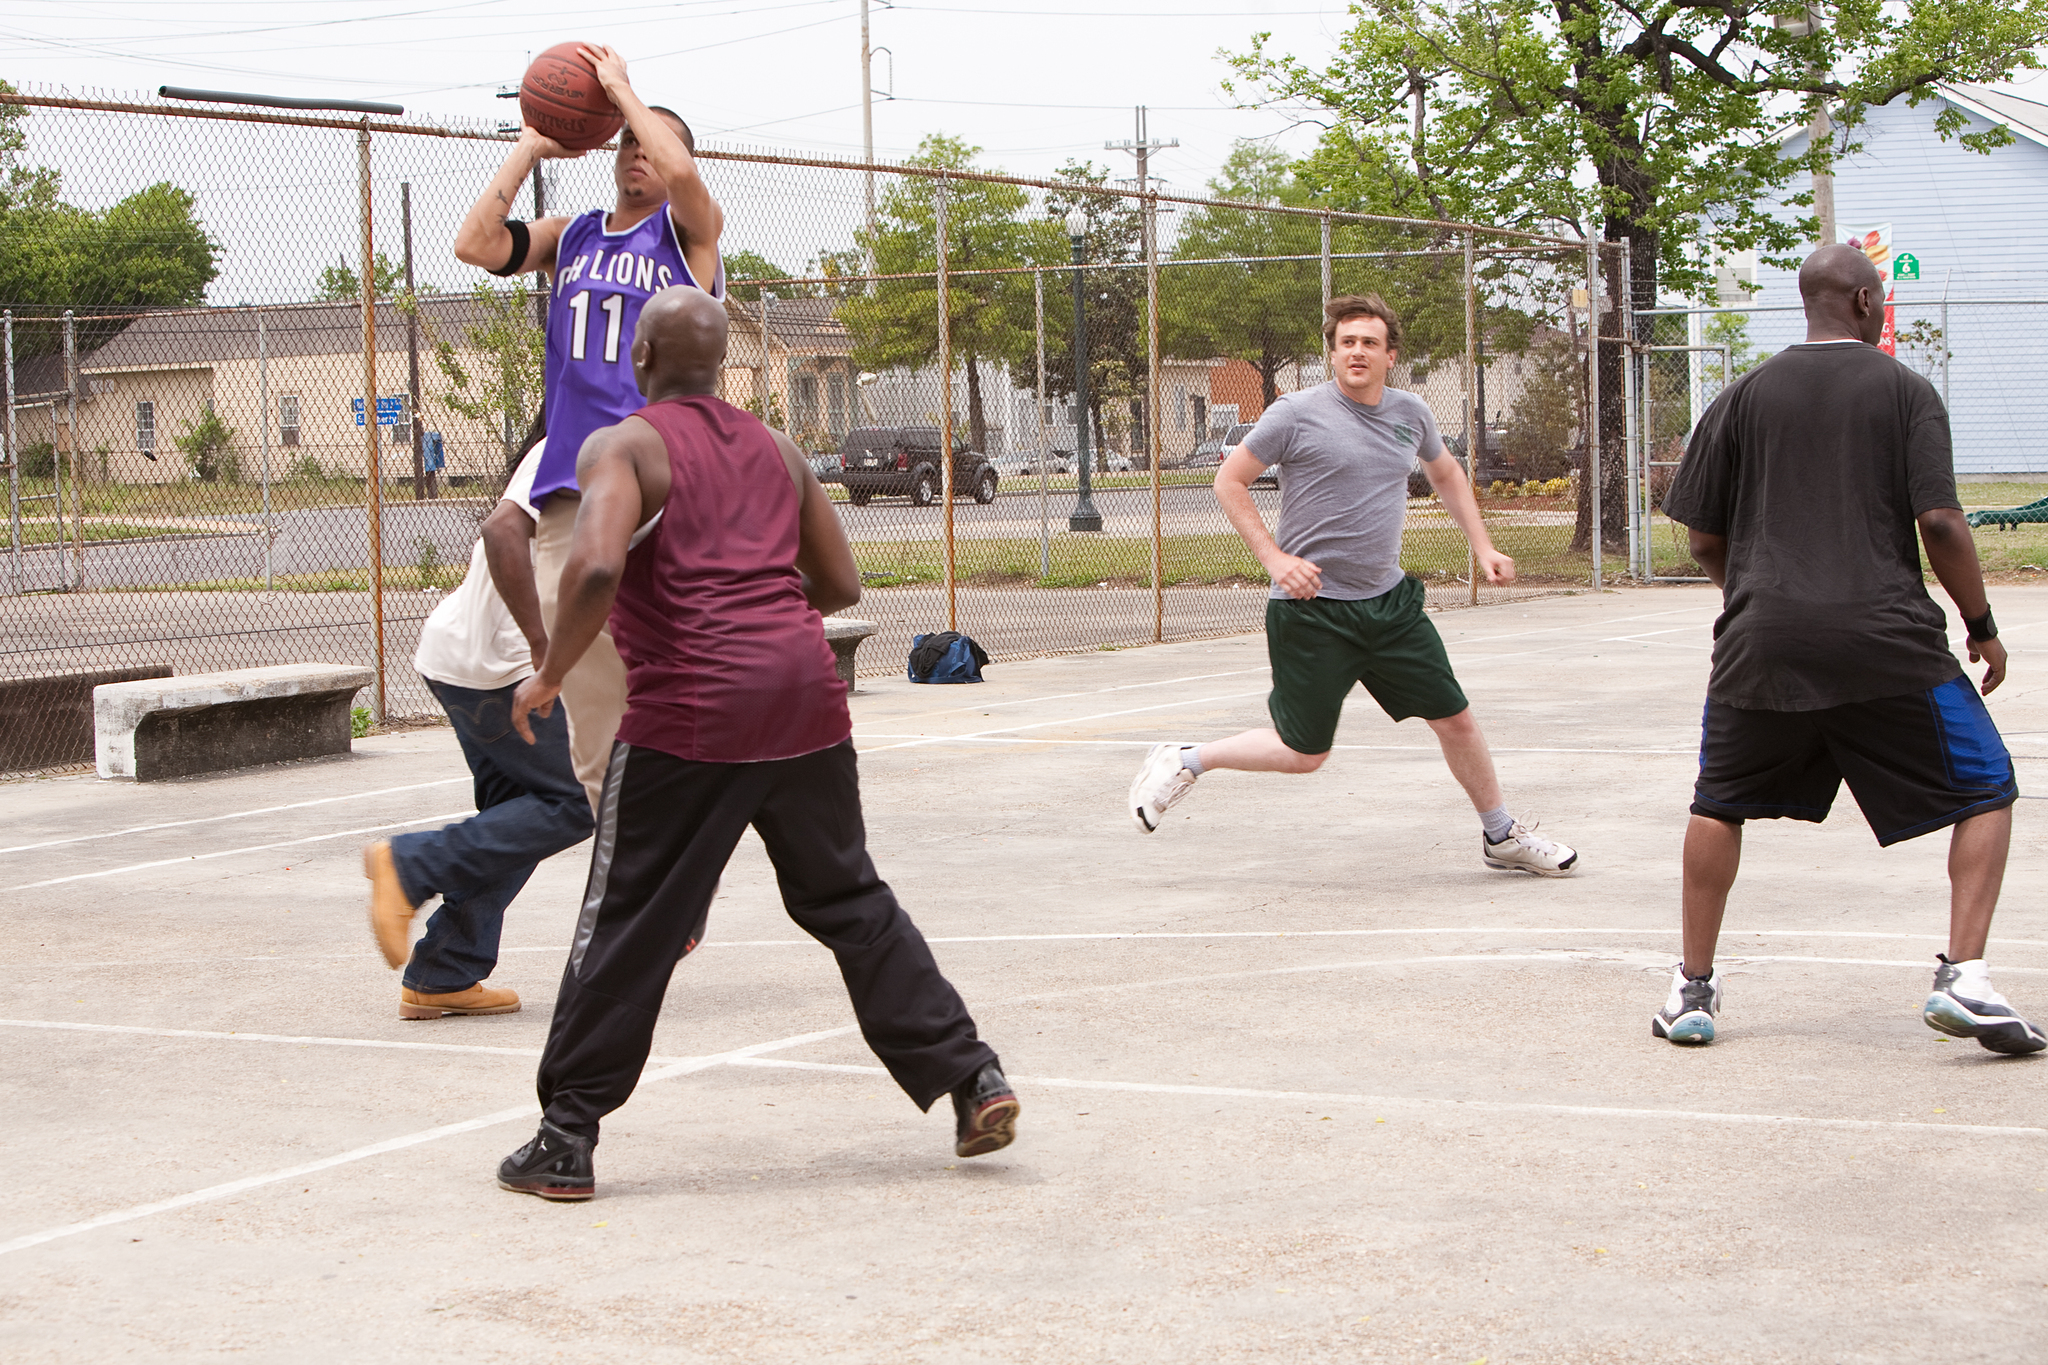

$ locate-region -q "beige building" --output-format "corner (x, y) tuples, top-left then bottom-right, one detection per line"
(9, 297), (553, 487)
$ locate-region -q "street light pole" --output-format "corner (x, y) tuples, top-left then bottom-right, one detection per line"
(1066, 207), (1102, 532)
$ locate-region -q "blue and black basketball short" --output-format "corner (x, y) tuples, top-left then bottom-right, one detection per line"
(1691, 675), (2017, 846)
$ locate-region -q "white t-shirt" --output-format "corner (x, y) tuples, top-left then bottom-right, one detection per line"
(413, 444), (546, 691)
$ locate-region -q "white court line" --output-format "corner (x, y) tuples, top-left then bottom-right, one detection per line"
(729, 1057), (2048, 1139)
(853, 734), (1693, 755)
(0, 778), (471, 858)
(0, 811), (473, 893)
(25, 926), (2048, 970)
(0, 1021), (857, 1259)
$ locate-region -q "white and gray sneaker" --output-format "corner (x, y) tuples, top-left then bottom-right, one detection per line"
(1130, 743), (1198, 832)
(1482, 820), (1578, 875)
(1651, 965), (1721, 1045)
(1924, 956), (2047, 1055)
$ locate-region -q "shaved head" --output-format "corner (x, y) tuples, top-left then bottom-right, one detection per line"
(630, 285), (728, 398)
(1796, 244), (1886, 346)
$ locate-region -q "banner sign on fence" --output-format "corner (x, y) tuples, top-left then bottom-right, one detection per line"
(350, 396), (405, 427)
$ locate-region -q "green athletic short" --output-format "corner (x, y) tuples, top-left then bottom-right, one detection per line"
(1265, 574), (1469, 754)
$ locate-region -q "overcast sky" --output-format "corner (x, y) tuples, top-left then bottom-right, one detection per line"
(1, 0), (1356, 192)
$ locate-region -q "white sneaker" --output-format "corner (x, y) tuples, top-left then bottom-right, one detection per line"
(1482, 820), (1578, 875)
(1130, 743), (1198, 832)
(1925, 956), (2047, 1055)
(1651, 965), (1720, 1045)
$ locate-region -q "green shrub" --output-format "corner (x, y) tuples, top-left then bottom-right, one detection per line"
(350, 706), (373, 738)
(287, 452), (326, 482)
(176, 408), (239, 482)
(18, 439), (56, 478)
(415, 536), (449, 590)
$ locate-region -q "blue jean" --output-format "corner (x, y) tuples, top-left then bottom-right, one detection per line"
(390, 676), (594, 994)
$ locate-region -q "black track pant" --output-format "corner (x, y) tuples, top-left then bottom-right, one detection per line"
(536, 739), (997, 1138)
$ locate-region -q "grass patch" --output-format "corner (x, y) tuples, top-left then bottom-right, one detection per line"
(1956, 482), (2048, 510)
(5, 474), (485, 519)
(111, 565), (459, 594)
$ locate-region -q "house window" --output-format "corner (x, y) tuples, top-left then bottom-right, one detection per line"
(136, 400), (156, 453)
(795, 374), (820, 430)
(389, 393), (412, 448)
(1176, 386), (1188, 429)
(278, 394), (301, 447)
(828, 374), (847, 435)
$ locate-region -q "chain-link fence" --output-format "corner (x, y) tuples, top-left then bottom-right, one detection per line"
(1624, 294), (2048, 580)
(0, 85), (1602, 773)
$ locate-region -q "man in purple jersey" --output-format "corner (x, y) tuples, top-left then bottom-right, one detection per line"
(453, 43), (726, 813)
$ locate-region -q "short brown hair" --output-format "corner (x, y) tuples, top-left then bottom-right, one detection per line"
(1323, 294), (1401, 353)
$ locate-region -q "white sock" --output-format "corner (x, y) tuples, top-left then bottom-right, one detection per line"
(1480, 806), (1514, 842)
(1179, 745), (1205, 777)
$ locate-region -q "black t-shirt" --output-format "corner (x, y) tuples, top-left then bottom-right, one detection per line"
(1662, 341), (1962, 711)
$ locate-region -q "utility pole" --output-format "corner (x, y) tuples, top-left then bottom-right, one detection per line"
(861, 0), (874, 230)
(1106, 105), (1175, 474)
(1105, 105), (1177, 233)
(1777, 7), (1834, 246)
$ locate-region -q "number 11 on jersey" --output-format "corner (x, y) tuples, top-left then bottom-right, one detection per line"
(566, 291), (625, 364)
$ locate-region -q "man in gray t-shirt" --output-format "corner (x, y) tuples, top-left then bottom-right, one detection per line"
(1126, 295), (1577, 876)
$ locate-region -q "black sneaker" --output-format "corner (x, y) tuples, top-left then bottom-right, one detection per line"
(951, 1062), (1020, 1158)
(1924, 955), (2047, 1056)
(497, 1119), (596, 1200)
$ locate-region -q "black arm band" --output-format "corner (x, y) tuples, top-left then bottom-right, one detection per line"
(489, 219), (531, 278)
(1966, 608), (1998, 642)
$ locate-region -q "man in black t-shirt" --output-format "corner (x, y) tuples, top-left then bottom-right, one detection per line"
(1655, 244), (2041, 1055)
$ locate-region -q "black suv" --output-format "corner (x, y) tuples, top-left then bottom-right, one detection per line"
(838, 426), (999, 507)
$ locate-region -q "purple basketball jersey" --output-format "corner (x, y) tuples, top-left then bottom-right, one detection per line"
(534, 206), (724, 505)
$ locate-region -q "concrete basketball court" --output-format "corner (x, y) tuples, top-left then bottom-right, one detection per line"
(4, 584), (2046, 1363)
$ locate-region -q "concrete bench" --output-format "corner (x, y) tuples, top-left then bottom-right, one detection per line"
(95, 664), (374, 782)
(822, 617), (879, 691)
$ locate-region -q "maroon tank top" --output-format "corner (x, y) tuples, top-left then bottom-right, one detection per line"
(608, 395), (850, 763)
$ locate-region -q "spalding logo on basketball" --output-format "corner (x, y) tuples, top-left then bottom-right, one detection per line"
(520, 43), (623, 152)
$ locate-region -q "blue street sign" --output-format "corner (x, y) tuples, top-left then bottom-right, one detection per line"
(351, 396), (406, 427)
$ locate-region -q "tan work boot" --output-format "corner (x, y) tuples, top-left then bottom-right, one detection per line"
(363, 841), (417, 969)
(400, 984), (522, 1020)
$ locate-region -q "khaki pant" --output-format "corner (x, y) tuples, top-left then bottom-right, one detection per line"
(534, 496), (629, 817)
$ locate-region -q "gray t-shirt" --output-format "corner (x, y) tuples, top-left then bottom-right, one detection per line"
(1242, 382), (1444, 600)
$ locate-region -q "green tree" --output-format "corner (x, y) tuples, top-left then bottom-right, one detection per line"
(0, 83), (219, 358)
(426, 281), (545, 463)
(1230, 0), (2048, 549)
(837, 134), (1060, 453)
(315, 250), (405, 302)
(176, 407), (238, 483)
(724, 248), (814, 302)
(1161, 144), (1324, 410)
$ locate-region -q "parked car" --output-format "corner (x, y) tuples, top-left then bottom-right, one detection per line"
(838, 426), (1000, 506)
(1183, 422), (1275, 486)
(1015, 451), (1072, 476)
(808, 450), (843, 484)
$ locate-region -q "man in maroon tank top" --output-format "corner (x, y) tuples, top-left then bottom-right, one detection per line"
(493, 286), (1017, 1201)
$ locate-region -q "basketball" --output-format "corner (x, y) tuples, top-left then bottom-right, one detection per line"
(519, 43), (622, 151)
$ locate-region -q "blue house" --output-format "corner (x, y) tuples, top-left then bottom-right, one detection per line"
(1733, 85), (2048, 477)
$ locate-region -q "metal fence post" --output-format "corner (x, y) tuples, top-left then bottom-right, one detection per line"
(258, 311), (272, 591)
(360, 117), (385, 722)
(1034, 267), (1050, 579)
(1320, 211), (1333, 316)
(935, 175), (955, 632)
(1148, 181), (1163, 640)
(1619, 238), (1640, 580)
(402, 181), (425, 501)
(3, 310), (16, 598)
(1463, 233), (1478, 605)
(62, 310), (77, 591)
(1587, 238), (1602, 592)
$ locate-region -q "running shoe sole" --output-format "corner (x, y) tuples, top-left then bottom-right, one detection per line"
(1923, 994), (2048, 1055)
(400, 998), (522, 1019)
(1482, 851), (1579, 877)
(955, 1095), (1021, 1158)
(1651, 1011), (1715, 1045)
(496, 1176), (595, 1201)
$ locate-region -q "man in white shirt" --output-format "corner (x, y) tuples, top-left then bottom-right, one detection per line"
(361, 440), (594, 1018)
